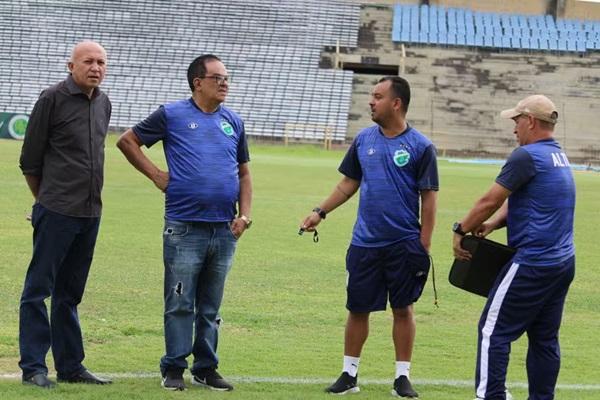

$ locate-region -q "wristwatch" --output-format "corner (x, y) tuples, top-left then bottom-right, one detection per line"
(312, 207), (327, 219)
(239, 215), (252, 229)
(452, 222), (466, 236)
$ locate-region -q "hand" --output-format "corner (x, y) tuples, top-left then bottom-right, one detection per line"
(152, 170), (169, 192)
(300, 212), (322, 233)
(420, 237), (431, 253)
(453, 233), (472, 261)
(473, 221), (494, 238)
(230, 218), (247, 239)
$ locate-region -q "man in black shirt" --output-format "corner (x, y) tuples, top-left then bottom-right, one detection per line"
(18, 40), (112, 388)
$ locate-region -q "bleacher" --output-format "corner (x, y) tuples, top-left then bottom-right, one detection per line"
(392, 4), (600, 53)
(0, 0), (360, 142)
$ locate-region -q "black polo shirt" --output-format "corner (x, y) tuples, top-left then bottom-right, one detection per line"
(19, 75), (111, 217)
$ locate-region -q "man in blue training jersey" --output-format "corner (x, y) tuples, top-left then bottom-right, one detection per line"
(301, 76), (438, 398)
(116, 54), (252, 391)
(453, 94), (576, 400)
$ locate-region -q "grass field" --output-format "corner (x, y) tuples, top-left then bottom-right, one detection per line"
(1, 136), (599, 399)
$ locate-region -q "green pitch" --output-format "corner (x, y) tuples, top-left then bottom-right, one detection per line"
(0, 137), (598, 399)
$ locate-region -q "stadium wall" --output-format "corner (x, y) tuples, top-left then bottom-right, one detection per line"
(334, 4), (600, 163)
(355, 0), (600, 19)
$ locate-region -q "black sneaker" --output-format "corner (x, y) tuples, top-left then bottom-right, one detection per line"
(161, 370), (185, 391)
(325, 372), (360, 395)
(392, 375), (418, 398)
(192, 368), (233, 391)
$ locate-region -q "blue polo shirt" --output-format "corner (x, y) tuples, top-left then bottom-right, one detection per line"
(496, 139), (575, 266)
(339, 125), (439, 247)
(132, 98), (249, 222)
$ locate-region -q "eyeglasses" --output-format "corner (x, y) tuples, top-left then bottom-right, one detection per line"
(200, 75), (230, 85)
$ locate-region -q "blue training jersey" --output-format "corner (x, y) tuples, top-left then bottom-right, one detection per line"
(496, 139), (575, 266)
(339, 125), (439, 247)
(132, 98), (249, 222)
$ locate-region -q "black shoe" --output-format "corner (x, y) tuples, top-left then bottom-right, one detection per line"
(392, 375), (418, 398)
(161, 370), (185, 391)
(58, 369), (112, 385)
(192, 368), (233, 391)
(325, 372), (360, 395)
(23, 373), (56, 389)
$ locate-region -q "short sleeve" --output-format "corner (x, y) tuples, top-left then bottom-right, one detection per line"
(338, 138), (362, 181)
(236, 121), (250, 164)
(496, 147), (536, 191)
(417, 144), (439, 191)
(132, 106), (167, 148)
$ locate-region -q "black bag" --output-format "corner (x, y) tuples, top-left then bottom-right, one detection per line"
(449, 235), (516, 297)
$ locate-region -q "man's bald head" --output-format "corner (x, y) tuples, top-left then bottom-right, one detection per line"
(67, 41), (107, 97)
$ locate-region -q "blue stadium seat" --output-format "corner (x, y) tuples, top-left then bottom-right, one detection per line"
(539, 38), (549, 50)
(511, 37), (520, 49)
(493, 35), (502, 47)
(428, 31), (439, 44)
(521, 37), (530, 49)
(576, 40), (586, 52)
(529, 38), (539, 50)
(501, 36), (511, 48)
(558, 38), (568, 51)
(475, 35), (484, 46)
(567, 40), (577, 52)
(548, 38), (558, 50)
(466, 33), (475, 46)
(457, 34), (466, 45)
(447, 33), (457, 45)
(484, 35), (493, 47)
(401, 29), (410, 42)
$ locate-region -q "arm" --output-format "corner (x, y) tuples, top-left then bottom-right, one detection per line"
(453, 183), (511, 260)
(116, 129), (169, 192)
(230, 162), (253, 238)
(300, 176), (360, 232)
(419, 189), (437, 252)
(20, 95), (52, 200)
(24, 175), (41, 200)
(473, 200), (508, 238)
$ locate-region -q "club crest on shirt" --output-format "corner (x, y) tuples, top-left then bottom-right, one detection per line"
(188, 122), (198, 129)
(393, 149), (410, 167)
(367, 148), (376, 155)
(220, 120), (234, 136)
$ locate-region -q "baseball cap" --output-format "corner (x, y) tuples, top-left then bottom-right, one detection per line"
(500, 94), (558, 124)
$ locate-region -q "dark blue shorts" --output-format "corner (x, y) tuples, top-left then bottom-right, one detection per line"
(345, 239), (430, 312)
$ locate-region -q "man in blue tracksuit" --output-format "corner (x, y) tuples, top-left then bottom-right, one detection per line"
(453, 94), (576, 400)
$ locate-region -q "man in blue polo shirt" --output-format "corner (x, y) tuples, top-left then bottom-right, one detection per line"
(301, 76), (438, 398)
(116, 54), (252, 391)
(453, 94), (576, 400)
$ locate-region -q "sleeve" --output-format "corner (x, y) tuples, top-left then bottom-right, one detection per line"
(495, 147), (536, 191)
(19, 93), (52, 176)
(236, 120), (250, 164)
(417, 144), (439, 191)
(131, 106), (167, 147)
(338, 138), (362, 181)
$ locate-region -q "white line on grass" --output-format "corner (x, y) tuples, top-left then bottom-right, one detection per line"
(1, 373), (599, 391)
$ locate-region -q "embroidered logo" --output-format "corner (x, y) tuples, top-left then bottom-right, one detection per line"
(393, 149), (410, 167)
(220, 120), (234, 136)
(367, 148), (376, 155)
(188, 122), (198, 129)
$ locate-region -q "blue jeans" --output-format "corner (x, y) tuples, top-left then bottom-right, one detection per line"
(19, 203), (100, 380)
(159, 220), (237, 375)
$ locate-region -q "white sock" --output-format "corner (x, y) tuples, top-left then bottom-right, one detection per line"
(395, 361), (411, 379)
(342, 355), (360, 377)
